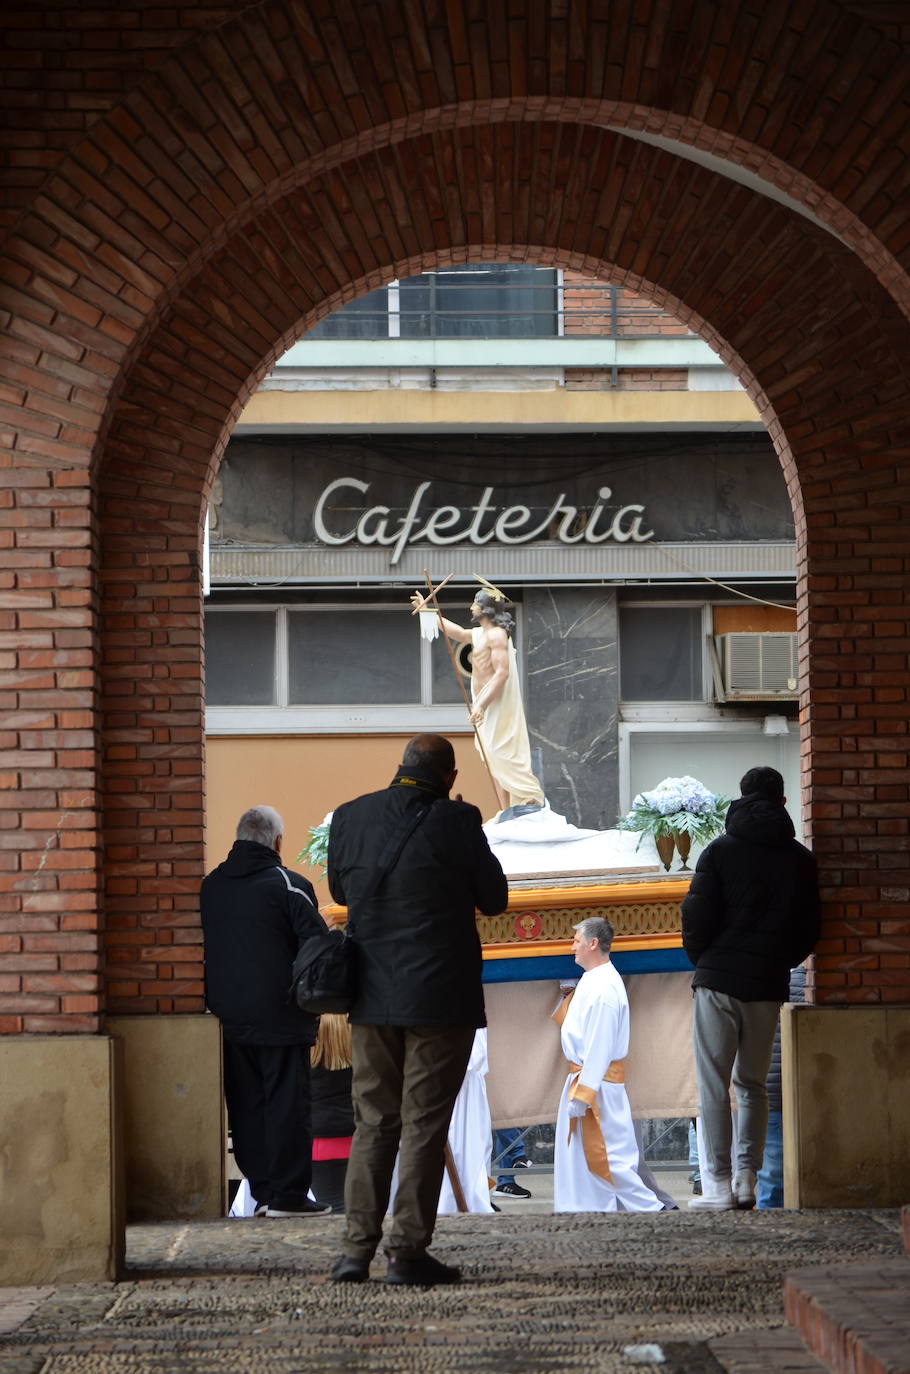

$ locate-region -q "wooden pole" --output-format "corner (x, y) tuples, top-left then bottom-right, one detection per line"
(443, 1141), (469, 1214)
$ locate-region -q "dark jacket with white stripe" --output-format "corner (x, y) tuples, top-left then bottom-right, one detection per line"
(201, 839), (325, 1045)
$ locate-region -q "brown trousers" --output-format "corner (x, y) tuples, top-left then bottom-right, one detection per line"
(343, 1023), (475, 1261)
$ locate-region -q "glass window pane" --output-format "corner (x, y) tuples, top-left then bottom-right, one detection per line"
(620, 608), (703, 700)
(431, 629), (472, 704)
(305, 287), (389, 339)
(289, 610), (419, 704)
(399, 265), (556, 339)
(205, 612), (275, 705)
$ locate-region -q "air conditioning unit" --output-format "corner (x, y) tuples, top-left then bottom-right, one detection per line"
(717, 633), (799, 699)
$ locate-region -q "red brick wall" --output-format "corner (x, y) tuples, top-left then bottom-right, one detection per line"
(1, 1), (909, 1026)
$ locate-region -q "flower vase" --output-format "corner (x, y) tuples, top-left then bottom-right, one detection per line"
(654, 834), (675, 871)
(673, 830), (692, 870)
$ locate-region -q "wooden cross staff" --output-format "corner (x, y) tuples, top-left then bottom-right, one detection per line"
(411, 569), (501, 809)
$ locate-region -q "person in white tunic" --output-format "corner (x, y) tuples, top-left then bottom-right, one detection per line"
(438, 1028), (495, 1215)
(389, 1029), (495, 1216)
(553, 917), (664, 1214)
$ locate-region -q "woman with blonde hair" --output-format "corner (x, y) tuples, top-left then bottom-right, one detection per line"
(310, 1014), (354, 1213)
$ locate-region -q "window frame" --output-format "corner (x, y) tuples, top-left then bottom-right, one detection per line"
(617, 600), (711, 706)
(204, 601), (525, 735)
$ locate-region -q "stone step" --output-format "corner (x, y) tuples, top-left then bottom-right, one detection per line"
(708, 1325), (827, 1372)
(784, 1259), (910, 1374)
(902, 1206), (909, 1256)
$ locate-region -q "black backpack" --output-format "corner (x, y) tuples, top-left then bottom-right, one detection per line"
(291, 930), (355, 1015)
(291, 799), (431, 1016)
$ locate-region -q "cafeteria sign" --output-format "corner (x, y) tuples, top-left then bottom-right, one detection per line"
(314, 477), (654, 566)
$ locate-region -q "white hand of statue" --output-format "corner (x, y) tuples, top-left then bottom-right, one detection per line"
(567, 1098), (588, 1119)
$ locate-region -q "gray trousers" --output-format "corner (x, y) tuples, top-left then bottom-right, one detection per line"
(692, 987), (781, 1180)
(343, 1023), (474, 1262)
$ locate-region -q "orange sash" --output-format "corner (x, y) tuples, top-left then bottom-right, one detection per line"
(566, 1059), (625, 1184)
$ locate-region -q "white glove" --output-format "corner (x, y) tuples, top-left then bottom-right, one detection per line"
(567, 1098), (588, 1119)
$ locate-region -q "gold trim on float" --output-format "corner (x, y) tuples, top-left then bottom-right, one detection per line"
(482, 931), (684, 960)
(321, 875), (692, 942)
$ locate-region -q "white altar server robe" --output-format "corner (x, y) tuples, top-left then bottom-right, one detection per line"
(437, 1028), (495, 1215)
(554, 960), (663, 1213)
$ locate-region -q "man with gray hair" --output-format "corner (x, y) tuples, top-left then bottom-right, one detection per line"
(553, 917), (663, 1213)
(201, 805), (330, 1217)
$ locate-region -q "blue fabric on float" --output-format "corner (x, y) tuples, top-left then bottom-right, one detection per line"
(482, 947), (691, 983)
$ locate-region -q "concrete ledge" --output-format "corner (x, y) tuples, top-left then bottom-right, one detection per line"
(105, 1014), (224, 1221)
(903, 1206), (910, 1256)
(0, 1035), (124, 1284)
(784, 1261), (910, 1374)
(783, 1005), (910, 1208)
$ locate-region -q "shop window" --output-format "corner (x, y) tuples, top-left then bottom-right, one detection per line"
(205, 611), (276, 705)
(619, 607), (704, 700)
(288, 610), (420, 705)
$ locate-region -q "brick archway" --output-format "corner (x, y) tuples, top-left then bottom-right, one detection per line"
(92, 115), (910, 1016)
(2, 0), (909, 1270)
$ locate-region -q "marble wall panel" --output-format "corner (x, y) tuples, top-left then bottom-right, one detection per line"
(524, 587), (619, 829)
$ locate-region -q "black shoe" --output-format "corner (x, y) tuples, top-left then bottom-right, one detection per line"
(265, 1199), (332, 1217)
(512, 1157), (532, 1169)
(330, 1255), (370, 1283)
(491, 1180), (531, 1199)
(385, 1253), (460, 1287)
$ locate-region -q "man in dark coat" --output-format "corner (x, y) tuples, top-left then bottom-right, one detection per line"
(201, 804), (330, 1218)
(327, 734), (508, 1286)
(681, 766), (820, 1211)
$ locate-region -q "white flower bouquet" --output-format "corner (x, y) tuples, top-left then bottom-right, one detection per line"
(617, 776), (728, 849)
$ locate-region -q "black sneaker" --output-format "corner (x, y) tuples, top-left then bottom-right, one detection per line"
(265, 1199), (332, 1217)
(491, 1180), (531, 1199)
(512, 1157), (533, 1169)
(385, 1253), (460, 1286)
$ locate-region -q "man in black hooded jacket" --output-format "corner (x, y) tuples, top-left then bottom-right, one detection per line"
(681, 766), (820, 1212)
(326, 733), (507, 1287)
(201, 804), (330, 1218)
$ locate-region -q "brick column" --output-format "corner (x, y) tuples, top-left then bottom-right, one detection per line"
(0, 467), (101, 1033)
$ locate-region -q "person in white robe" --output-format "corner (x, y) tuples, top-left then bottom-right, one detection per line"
(438, 1028), (495, 1215)
(553, 916), (664, 1214)
(389, 1029), (495, 1216)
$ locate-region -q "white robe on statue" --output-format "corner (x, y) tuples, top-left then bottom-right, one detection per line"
(554, 960), (663, 1214)
(472, 630), (544, 809)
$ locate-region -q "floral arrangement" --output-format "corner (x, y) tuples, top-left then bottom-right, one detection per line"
(297, 811), (333, 877)
(617, 776), (729, 848)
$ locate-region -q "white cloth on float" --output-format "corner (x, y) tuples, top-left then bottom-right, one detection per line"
(554, 960), (663, 1214)
(389, 1028), (495, 1216)
(483, 804), (660, 877)
(472, 630), (544, 809)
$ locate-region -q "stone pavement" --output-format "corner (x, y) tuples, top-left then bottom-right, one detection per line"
(0, 1207), (905, 1374)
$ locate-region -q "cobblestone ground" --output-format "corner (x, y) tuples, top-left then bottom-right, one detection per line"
(0, 1209), (903, 1374)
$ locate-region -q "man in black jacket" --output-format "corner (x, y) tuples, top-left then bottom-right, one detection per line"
(681, 766), (820, 1211)
(327, 734), (508, 1286)
(201, 804), (330, 1218)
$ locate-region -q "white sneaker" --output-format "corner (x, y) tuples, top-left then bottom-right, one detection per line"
(688, 1175), (735, 1210)
(734, 1169), (757, 1210)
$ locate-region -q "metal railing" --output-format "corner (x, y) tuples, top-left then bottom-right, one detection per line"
(304, 267), (695, 343)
